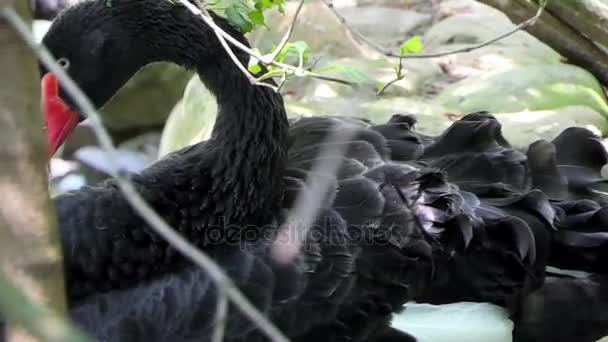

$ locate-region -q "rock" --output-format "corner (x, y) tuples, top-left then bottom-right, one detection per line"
(284, 96), (451, 135)
(438, 0), (500, 17)
(336, 6), (430, 50)
(33, 20), (52, 42)
(278, 57), (442, 102)
(248, 2), (367, 59)
(493, 106), (608, 149)
(424, 11), (558, 56)
(74, 146), (153, 175)
(33, 0), (79, 20)
(430, 43), (562, 82)
(250, 2), (433, 61)
(392, 302), (513, 342)
(100, 63), (193, 132)
(348, 0), (410, 7)
(160, 0), (608, 160)
(52, 174), (87, 195)
(161, 84), (608, 155)
(425, 12), (517, 48)
(285, 102), (608, 149)
(119, 132), (162, 161)
(158, 76), (217, 157)
(49, 158), (79, 179)
(158, 79), (451, 157)
(280, 58), (395, 100)
(433, 64), (608, 117)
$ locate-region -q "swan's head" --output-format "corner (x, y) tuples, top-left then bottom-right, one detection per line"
(39, 0), (249, 158)
(40, 0), (145, 157)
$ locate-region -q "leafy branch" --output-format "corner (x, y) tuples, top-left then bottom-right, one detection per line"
(182, 0), (360, 91)
(376, 36), (422, 96)
(205, 0), (286, 34)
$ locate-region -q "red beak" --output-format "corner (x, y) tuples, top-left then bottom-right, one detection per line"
(42, 73), (79, 160)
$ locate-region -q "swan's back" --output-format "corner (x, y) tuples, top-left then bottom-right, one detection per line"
(281, 113), (546, 341)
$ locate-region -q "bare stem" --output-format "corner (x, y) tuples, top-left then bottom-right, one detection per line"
(2, 7), (289, 342)
(376, 75), (405, 96)
(377, 58), (405, 96)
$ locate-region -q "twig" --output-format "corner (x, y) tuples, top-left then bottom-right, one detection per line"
(1, 7), (289, 342)
(376, 75), (404, 96)
(263, 0), (306, 64)
(376, 58), (405, 96)
(321, 0), (548, 59)
(307, 73), (360, 87)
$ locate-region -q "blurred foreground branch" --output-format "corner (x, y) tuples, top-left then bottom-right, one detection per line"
(477, 0), (608, 87)
(0, 1), (70, 341)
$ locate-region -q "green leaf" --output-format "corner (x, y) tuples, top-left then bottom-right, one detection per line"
(225, 6), (254, 33)
(248, 63), (262, 74)
(248, 8), (266, 27)
(205, 0), (285, 33)
(284, 41), (310, 64)
(376, 81), (386, 91)
(399, 36), (423, 55)
(255, 0), (284, 10)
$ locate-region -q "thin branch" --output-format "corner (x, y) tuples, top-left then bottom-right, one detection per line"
(321, 0), (548, 59)
(308, 73), (360, 87)
(376, 75), (405, 96)
(376, 58), (405, 96)
(263, 0), (306, 64)
(1, 7), (289, 342)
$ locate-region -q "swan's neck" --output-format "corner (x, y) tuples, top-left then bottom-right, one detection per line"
(132, 3), (288, 221)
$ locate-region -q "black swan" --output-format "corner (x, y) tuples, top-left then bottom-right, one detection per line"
(40, 1), (479, 340)
(37, 0), (608, 341)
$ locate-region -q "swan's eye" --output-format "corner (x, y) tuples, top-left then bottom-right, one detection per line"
(57, 58), (70, 70)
